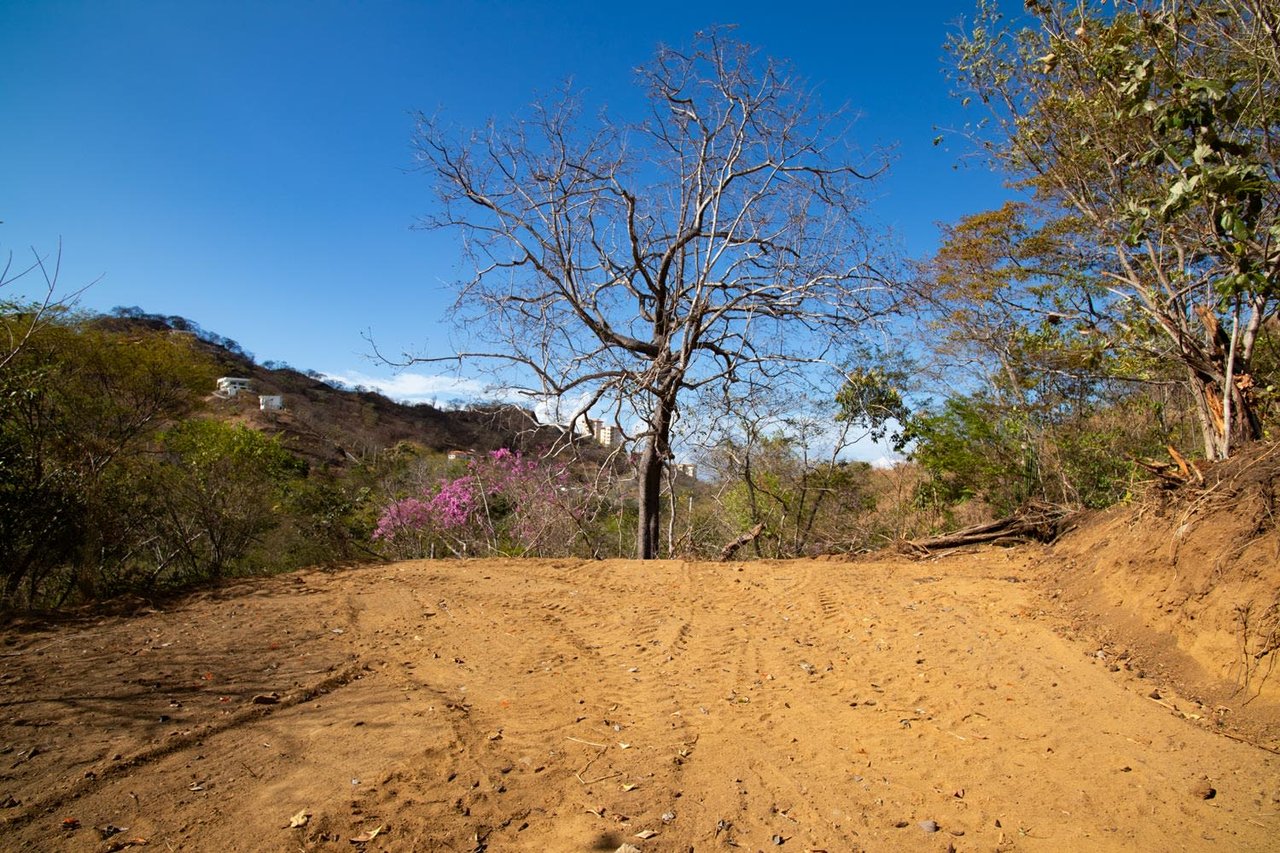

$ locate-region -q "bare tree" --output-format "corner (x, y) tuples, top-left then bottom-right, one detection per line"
(406, 30), (893, 558)
(1, 241), (91, 373)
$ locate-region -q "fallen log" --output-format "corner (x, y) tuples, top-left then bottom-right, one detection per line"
(901, 501), (1072, 555)
(719, 522), (765, 562)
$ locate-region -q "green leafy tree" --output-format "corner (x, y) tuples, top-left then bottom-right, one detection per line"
(899, 396), (1031, 514)
(835, 364), (910, 444)
(907, 201), (1193, 509)
(951, 0), (1280, 459)
(151, 420), (307, 582)
(0, 315), (213, 604)
(281, 475), (379, 566)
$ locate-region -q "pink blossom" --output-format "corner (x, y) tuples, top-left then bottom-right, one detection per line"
(373, 447), (578, 556)
(372, 497), (432, 541)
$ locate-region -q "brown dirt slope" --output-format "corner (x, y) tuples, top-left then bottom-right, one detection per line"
(1045, 442), (1280, 749)
(2, 549), (1277, 852)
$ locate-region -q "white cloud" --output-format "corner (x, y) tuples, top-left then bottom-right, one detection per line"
(840, 428), (906, 469)
(320, 371), (623, 431)
(531, 390), (599, 428)
(320, 370), (490, 404)
(867, 453), (904, 470)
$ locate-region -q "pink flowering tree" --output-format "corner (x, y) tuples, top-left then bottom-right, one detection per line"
(373, 449), (581, 558)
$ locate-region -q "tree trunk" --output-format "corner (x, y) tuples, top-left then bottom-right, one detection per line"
(1189, 304), (1263, 461)
(1188, 367), (1261, 462)
(636, 396), (675, 560)
(636, 445), (663, 560)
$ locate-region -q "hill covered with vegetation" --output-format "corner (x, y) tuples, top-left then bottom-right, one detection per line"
(0, 307), (593, 609)
(0, 304), (987, 610)
(5, 0), (1280, 611)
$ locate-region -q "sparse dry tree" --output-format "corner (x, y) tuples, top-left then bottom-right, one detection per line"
(405, 30), (894, 558)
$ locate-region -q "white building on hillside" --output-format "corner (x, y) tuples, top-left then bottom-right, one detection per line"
(215, 377), (252, 398)
(259, 395), (284, 412)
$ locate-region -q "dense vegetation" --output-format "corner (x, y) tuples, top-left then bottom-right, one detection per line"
(940, 0), (1279, 459)
(0, 308), (933, 608)
(2, 0), (1277, 609)
(901, 0), (1280, 509)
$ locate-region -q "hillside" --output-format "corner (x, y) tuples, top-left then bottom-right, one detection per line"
(1043, 442), (1280, 747)
(92, 313), (568, 467)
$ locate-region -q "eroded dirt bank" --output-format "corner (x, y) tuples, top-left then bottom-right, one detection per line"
(2, 552), (1277, 851)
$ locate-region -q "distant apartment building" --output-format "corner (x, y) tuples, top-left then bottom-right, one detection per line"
(259, 395), (284, 412)
(585, 418), (622, 448)
(596, 423), (622, 448)
(675, 462), (697, 480)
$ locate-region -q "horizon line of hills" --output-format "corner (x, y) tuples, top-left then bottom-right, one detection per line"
(99, 306), (575, 467)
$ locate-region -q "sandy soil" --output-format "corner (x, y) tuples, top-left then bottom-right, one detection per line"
(2, 550), (1277, 852)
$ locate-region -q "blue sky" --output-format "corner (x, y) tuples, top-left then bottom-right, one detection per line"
(2, 1), (1020, 416)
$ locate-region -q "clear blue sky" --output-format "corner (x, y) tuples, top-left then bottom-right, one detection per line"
(2, 0), (1020, 406)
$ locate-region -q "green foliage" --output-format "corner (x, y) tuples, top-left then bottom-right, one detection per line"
(835, 367), (909, 443)
(906, 194), (1193, 515)
(900, 397), (1031, 515)
(901, 388), (1175, 516)
(281, 475), (377, 566)
(144, 420), (307, 581)
(0, 310), (380, 607)
(1251, 322), (1280, 436)
(163, 419), (305, 478)
(949, 0), (1280, 459)
(0, 313), (217, 605)
(707, 429), (878, 558)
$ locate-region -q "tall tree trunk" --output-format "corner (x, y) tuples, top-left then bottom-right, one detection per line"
(636, 395), (675, 559)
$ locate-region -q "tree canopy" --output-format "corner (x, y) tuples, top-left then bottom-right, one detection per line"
(950, 0), (1280, 460)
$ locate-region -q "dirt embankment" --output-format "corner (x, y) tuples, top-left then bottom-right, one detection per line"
(1045, 443), (1280, 749)
(2, 544), (1277, 852)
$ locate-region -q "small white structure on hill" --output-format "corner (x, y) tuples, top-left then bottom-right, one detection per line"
(215, 377), (252, 398)
(259, 394), (284, 412)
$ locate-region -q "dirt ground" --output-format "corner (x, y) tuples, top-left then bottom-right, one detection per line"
(2, 547), (1277, 852)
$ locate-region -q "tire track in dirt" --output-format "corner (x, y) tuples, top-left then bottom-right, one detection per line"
(657, 559), (893, 850)
(624, 559), (873, 849)
(4, 555), (1278, 851)
(331, 559), (695, 852)
(0, 571), (361, 834)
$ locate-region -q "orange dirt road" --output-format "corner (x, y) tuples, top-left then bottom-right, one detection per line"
(2, 552), (1277, 851)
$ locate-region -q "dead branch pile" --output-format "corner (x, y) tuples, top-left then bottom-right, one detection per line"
(901, 501), (1074, 555)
